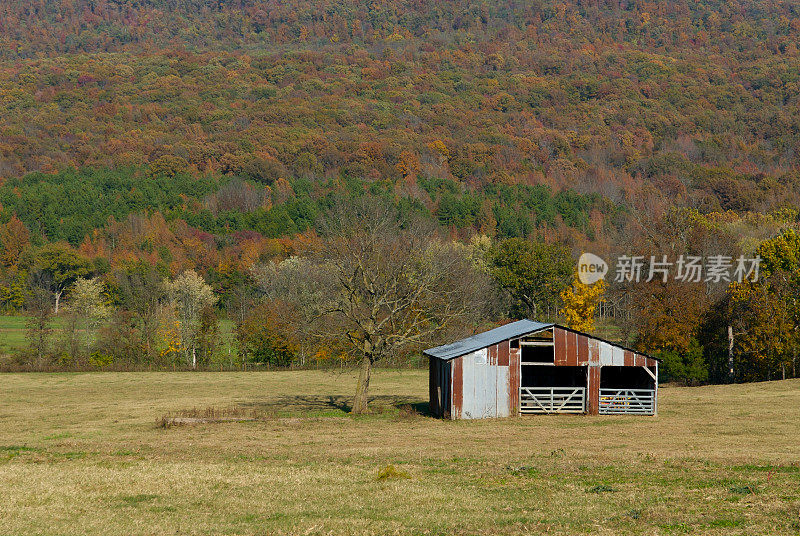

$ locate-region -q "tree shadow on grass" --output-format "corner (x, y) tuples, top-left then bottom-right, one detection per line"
(404, 401), (431, 416)
(240, 395), (432, 416)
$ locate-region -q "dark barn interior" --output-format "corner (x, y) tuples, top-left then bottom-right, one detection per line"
(600, 366), (655, 390)
(522, 365), (586, 388)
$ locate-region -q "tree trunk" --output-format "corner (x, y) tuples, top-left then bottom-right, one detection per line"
(727, 325), (734, 383)
(192, 346), (197, 369)
(352, 355), (372, 414)
(54, 290), (62, 315)
(36, 329), (45, 370)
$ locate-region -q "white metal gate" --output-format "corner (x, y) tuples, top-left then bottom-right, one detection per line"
(520, 387), (586, 414)
(599, 389), (655, 415)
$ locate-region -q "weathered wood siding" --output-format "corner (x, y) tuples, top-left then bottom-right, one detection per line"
(578, 334), (589, 364)
(586, 365), (601, 414)
(451, 357), (463, 418)
(428, 357), (452, 418)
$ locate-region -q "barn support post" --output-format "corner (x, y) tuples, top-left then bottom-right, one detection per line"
(451, 356), (463, 420)
(509, 341), (521, 416)
(585, 367), (589, 410)
(654, 361), (659, 416)
(586, 365), (600, 415)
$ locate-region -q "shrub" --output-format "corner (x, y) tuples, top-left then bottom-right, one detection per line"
(89, 351), (114, 368)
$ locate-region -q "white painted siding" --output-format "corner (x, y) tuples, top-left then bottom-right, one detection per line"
(458, 348), (512, 419)
(612, 346), (624, 366)
(495, 366), (510, 417)
(461, 349), (497, 419)
(599, 342), (614, 366)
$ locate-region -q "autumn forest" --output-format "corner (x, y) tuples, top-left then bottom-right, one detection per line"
(2, 0), (800, 390)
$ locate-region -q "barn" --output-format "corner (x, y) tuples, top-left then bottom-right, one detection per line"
(424, 320), (658, 419)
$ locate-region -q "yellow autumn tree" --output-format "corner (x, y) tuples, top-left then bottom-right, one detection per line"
(559, 274), (606, 333)
(427, 139), (450, 161)
(724, 228), (800, 381)
(158, 318), (182, 363)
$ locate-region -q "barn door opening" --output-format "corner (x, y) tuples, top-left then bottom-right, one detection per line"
(519, 328), (554, 364)
(519, 365), (587, 414)
(599, 366), (656, 414)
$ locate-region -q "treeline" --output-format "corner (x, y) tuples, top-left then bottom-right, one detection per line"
(0, 162), (612, 372)
(0, 165), (613, 277)
(5, 0), (799, 58)
(4, 189), (800, 393)
(0, 195), (602, 412)
(0, 197), (558, 374)
(3, 0), (800, 394)
(606, 208), (800, 385)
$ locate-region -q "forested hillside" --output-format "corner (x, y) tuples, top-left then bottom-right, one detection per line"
(2, 1), (800, 387)
(4, 0), (800, 210)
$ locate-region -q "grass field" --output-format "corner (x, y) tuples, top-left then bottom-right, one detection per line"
(0, 371), (798, 535)
(0, 315), (27, 354)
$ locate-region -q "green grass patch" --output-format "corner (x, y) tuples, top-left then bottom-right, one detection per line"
(586, 484), (616, 493)
(44, 432), (73, 440)
(732, 463), (800, 473)
(0, 315), (29, 352)
(728, 484), (758, 495)
(0, 445), (37, 453)
(706, 518), (744, 528)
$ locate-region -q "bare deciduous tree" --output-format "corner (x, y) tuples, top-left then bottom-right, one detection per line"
(25, 271), (54, 369)
(265, 199), (493, 413)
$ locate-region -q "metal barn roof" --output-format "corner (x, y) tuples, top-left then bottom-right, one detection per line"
(423, 320), (553, 360)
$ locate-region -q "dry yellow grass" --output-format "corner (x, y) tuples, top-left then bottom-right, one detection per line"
(0, 370), (798, 535)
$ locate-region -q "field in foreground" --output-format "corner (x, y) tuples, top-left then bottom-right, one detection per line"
(0, 371), (798, 535)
